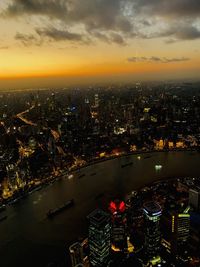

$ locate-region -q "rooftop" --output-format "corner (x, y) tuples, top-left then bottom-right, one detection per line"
(143, 201), (162, 216)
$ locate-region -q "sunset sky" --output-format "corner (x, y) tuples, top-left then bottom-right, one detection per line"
(0, 0), (200, 89)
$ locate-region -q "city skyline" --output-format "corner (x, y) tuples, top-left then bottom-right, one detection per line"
(0, 82), (200, 266)
(0, 0), (200, 89)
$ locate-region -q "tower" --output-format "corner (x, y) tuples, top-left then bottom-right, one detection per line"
(189, 187), (200, 211)
(94, 94), (99, 108)
(109, 200), (127, 252)
(6, 163), (19, 190)
(88, 209), (111, 267)
(69, 242), (84, 267)
(143, 201), (162, 259)
(171, 212), (190, 255)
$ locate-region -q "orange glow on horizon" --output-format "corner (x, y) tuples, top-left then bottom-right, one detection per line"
(0, 60), (199, 81)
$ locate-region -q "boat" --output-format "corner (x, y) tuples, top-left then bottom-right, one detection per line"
(67, 174), (74, 180)
(78, 174), (85, 179)
(8, 198), (19, 205)
(121, 162), (133, 168)
(0, 215), (7, 222)
(47, 199), (74, 218)
(155, 165), (163, 171)
(144, 155), (151, 159)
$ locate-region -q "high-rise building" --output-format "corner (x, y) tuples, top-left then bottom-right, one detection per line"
(143, 201), (162, 259)
(88, 209), (111, 267)
(171, 212), (190, 255)
(189, 188), (200, 211)
(94, 94), (99, 108)
(6, 163), (19, 189)
(109, 200), (127, 252)
(69, 242), (84, 267)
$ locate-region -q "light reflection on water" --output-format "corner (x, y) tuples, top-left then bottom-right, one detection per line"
(0, 151), (199, 267)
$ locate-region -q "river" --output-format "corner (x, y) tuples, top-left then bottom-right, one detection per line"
(0, 151), (200, 267)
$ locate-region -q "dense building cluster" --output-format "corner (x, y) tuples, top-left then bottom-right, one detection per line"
(69, 177), (200, 267)
(0, 82), (200, 202)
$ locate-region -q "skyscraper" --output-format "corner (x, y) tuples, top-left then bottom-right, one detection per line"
(189, 188), (200, 211)
(94, 94), (99, 108)
(69, 242), (84, 267)
(88, 209), (111, 267)
(171, 212), (190, 255)
(143, 201), (162, 259)
(109, 200), (127, 252)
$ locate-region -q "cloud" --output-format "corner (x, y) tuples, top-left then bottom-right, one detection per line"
(168, 25), (200, 42)
(2, 0), (200, 45)
(67, 0), (132, 33)
(91, 31), (110, 43)
(4, 0), (133, 45)
(134, 22), (200, 43)
(91, 31), (126, 45)
(127, 56), (190, 63)
(0, 46), (9, 49)
(5, 0), (132, 33)
(5, 0), (68, 18)
(15, 32), (41, 46)
(133, 0), (200, 18)
(35, 27), (89, 43)
(110, 33), (127, 45)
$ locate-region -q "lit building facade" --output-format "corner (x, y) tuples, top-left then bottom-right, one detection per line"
(88, 209), (111, 267)
(171, 213), (190, 255)
(109, 200), (127, 252)
(143, 201), (162, 259)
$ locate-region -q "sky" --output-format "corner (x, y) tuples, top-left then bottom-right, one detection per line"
(0, 0), (200, 89)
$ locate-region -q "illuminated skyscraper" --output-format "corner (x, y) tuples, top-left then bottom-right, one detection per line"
(171, 212), (190, 255)
(109, 200), (127, 251)
(6, 163), (19, 189)
(88, 209), (111, 267)
(143, 201), (162, 259)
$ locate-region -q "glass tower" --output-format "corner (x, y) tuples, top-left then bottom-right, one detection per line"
(143, 201), (162, 259)
(88, 209), (111, 267)
(171, 213), (190, 255)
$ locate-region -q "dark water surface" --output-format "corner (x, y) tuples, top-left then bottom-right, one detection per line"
(0, 151), (200, 267)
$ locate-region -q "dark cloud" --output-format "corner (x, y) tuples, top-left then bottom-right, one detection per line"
(91, 31), (126, 45)
(172, 25), (200, 41)
(110, 33), (126, 45)
(15, 32), (41, 46)
(136, 23), (200, 43)
(3, 0), (200, 45)
(4, 0), (132, 45)
(127, 56), (190, 63)
(92, 32), (110, 43)
(67, 0), (132, 33)
(35, 27), (88, 43)
(132, 1), (200, 42)
(6, 0), (68, 18)
(133, 0), (200, 18)
(5, 0), (132, 33)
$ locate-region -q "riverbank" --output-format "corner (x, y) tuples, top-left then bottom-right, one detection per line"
(69, 147), (198, 172)
(0, 150), (200, 267)
(1, 148), (198, 206)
